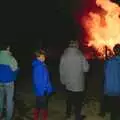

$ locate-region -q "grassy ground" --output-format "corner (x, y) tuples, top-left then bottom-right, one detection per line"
(11, 60), (110, 120)
(13, 92), (110, 120)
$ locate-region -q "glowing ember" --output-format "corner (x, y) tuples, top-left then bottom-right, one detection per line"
(81, 0), (120, 59)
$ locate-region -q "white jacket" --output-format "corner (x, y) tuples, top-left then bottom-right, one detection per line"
(60, 47), (89, 92)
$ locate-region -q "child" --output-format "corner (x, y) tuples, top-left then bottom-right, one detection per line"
(32, 49), (53, 120)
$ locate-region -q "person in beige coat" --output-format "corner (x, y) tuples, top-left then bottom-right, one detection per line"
(60, 40), (89, 120)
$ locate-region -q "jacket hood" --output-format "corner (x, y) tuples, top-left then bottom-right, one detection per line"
(32, 59), (43, 67)
(0, 50), (11, 55)
(63, 47), (82, 56)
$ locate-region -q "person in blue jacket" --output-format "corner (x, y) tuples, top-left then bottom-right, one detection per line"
(32, 49), (53, 120)
(104, 44), (120, 120)
(0, 43), (19, 120)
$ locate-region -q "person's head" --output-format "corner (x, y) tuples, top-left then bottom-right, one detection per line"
(69, 40), (79, 48)
(0, 42), (10, 51)
(34, 49), (46, 62)
(113, 44), (120, 56)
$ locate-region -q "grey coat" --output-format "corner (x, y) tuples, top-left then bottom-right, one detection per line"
(60, 47), (89, 92)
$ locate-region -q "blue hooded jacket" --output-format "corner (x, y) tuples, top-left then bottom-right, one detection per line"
(32, 59), (53, 96)
(104, 56), (120, 96)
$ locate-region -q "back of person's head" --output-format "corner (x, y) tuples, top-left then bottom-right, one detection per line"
(68, 40), (79, 48)
(0, 42), (10, 51)
(113, 44), (120, 56)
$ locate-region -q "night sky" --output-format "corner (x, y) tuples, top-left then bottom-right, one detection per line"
(2, 0), (78, 45)
(1, 0), (81, 74)
(1, 0), (120, 60)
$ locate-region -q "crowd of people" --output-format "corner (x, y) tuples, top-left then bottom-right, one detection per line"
(0, 40), (120, 120)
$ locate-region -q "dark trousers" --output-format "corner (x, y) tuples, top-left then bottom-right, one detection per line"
(33, 96), (48, 120)
(99, 95), (106, 115)
(100, 95), (120, 120)
(108, 96), (120, 120)
(36, 96), (48, 109)
(66, 90), (84, 120)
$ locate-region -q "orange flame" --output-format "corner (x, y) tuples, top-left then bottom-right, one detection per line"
(81, 0), (120, 59)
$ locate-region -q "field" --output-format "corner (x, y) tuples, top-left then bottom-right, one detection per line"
(12, 60), (111, 120)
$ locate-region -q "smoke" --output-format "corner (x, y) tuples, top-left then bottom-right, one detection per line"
(72, 0), (98, 58)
